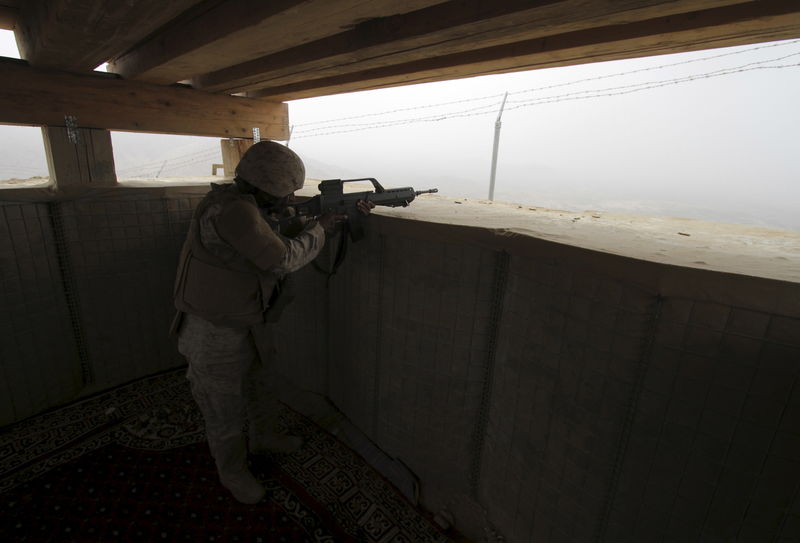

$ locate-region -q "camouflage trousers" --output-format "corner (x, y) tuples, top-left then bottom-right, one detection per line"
(176, 313), (280, 480)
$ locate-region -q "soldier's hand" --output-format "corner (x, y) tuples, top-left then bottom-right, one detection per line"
(318, 213), (347, 232)
(357, 200), (376, 215)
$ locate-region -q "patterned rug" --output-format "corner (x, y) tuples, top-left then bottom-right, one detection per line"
(0, 369), (451, 543)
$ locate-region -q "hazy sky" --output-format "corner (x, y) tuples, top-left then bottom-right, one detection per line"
(0, 30), (798, 230)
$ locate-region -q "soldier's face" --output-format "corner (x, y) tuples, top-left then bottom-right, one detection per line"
(256, 190), (295, 212)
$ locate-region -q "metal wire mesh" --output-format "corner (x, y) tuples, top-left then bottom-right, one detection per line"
(0, 202), (82, 424)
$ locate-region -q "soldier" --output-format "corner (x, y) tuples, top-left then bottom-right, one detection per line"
(172, 141), (372, 504)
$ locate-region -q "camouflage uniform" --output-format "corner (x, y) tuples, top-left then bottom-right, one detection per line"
(172, 142), (323, 504)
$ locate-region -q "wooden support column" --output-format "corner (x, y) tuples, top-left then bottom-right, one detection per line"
(42, 126), (117, 188)
(220, 138), (253, 177)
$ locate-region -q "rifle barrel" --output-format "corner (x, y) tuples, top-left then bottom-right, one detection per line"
(415, 188), (438, 196)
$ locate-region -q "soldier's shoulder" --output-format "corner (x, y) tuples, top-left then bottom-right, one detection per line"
(203, 184), (257, 206)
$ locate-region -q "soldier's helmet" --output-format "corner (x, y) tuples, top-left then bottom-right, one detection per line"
(235, 141), (305, 197)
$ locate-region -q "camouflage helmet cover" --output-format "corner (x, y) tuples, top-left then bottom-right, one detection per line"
(235, 141), (305, 197)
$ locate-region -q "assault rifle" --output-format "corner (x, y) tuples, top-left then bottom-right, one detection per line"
(291, 178), (438, 241)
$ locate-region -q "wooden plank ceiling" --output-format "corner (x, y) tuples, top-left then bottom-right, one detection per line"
(2, 0), (799, 133)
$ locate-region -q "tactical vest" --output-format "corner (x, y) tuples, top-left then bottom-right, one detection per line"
(173, 186), (283, 326)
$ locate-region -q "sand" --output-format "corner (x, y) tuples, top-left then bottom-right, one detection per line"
(374, 195), (800, 284)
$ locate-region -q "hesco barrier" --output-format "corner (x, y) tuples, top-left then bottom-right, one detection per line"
(0, 185), (798, 542)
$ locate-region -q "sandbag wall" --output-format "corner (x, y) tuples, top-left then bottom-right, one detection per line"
(326, 216), (800, 543)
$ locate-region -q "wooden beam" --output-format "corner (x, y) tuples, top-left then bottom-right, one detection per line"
(0, 58), (288, 139)
(192, 0), (749, 94)
(243, 0), (800, 101)
(107, 0), (447, 84)
(42, 127), (117, 188)
(14, 0), (202, 71)
(0, 6), (17, 29)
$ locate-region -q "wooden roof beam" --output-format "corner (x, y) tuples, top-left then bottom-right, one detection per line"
(191, 0), (750, 94)
(0, 6), (17, 30)
(14, 0), (203, 71)
(106, 0), (447, 85)
(243, 0), (800, 101)
(0, 58), (288, 139)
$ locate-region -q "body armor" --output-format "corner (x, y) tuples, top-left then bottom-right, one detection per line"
(174, 184), (290, 326)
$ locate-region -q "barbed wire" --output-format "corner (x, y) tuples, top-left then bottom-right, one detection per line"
(293, 93), (507, 128)
(504, 62), (800, 111)
(115, 146), (220, 174)
(117, 146), (220, 177)
(507, 54), (800, 107)
(291, 38), (800, 129)
(292, 58), (800, 138)
(508, 39), (800, 98)
(12, 40), (792, 176)
(292, 101), (503, 132)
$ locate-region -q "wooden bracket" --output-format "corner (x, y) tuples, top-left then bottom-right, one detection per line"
(64, 115), (80, 144)
(220, 138), (253, 177)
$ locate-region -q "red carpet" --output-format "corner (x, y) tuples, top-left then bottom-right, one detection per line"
(0, 369), (451, 543)
(1, 442), (344, 542)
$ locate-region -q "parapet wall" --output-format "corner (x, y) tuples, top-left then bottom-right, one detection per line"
(1, 185), (798, 542)
(324, 215), (800, 542)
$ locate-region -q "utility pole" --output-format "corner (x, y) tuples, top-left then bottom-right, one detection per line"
(488, 92), (508, 201)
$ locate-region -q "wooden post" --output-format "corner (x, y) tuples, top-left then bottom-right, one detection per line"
(42, 126), (117, 188)
(220, 138), (253, 177)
